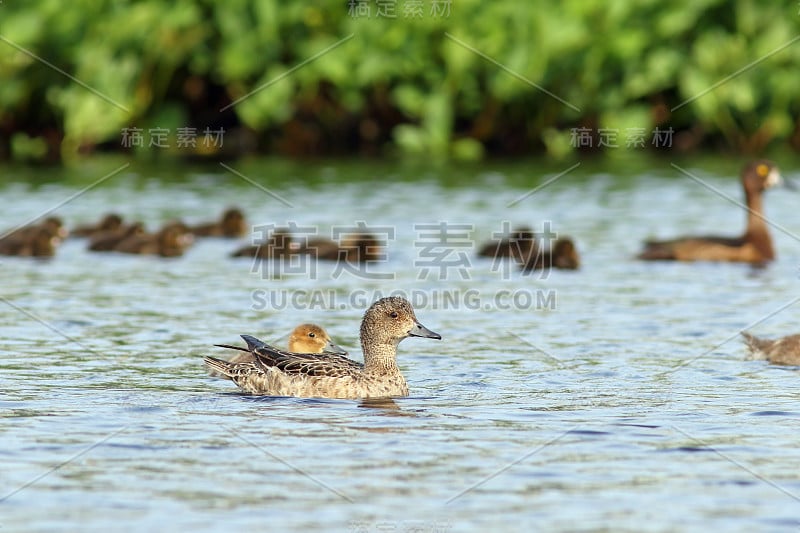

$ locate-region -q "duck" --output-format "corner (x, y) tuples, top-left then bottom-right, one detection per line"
(742, 332), (800, 366)
(638, 160), (789, 263)
(3, 216), (67, 242)
(204, 296), (441, 399)
(297, 233), (384, 262)
(208, 323), (347, 377)
(71, 213), (124, 238)
(230, 227), (295, 258)
(88, 222), (145, 252)
(113, 222), (192, 257)
(0, 227), (57, 257)
(477, 226), (537, 263)
(221, 323), (347, 363)
(520, 237), (580, 272)
(188, 207), (246, 238)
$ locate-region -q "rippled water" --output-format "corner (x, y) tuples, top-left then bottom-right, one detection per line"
(2, 157), (800, 532)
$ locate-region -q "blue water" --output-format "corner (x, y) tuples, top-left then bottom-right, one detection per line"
(2, 157), (800, 532)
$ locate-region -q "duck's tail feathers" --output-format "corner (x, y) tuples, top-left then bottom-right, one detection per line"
(204, 356), (234, 378)
(741, 332), (768, 360)
(213, 343), (249, 352)
(240, 334), (268, 351)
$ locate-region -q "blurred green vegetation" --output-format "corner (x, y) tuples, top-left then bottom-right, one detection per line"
(1, 0), (799, 162)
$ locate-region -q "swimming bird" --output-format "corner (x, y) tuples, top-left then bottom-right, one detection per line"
(71, 213), (124, 238)
(477, 226), (537, 263)
(0, 227), (58, 257)
(88, 222), (145, 252)
(298, 233), (385, 262)
(520, 237), (580, 272)
(638, 160), (790, 263)
(213, 323), (347, 370)
(113, 223), (192, 257)
(189, 207), (246, 238)
(204, 296), (441, 399)
(742, 332), (800, 366)
(230, 227), (295, 258)
(0, 217), (66, 257)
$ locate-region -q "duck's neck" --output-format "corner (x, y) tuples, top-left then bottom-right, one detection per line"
(743, 188), (774, 259)
(362, 341), (401, 375)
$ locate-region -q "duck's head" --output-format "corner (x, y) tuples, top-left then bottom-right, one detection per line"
(361, 296), (441, 347)
(553, 237), (580, 269)
(744, 160), (784, 193)
(222, 208), (246, 236)
(289, 323), (348, 355)
(100, 213), (124, 231)
(42, 216), (68, 239)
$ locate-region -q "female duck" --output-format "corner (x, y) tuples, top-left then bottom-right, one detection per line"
(204, 296), (441, 399)
(742, 332), (800, 366)
(638, 160), (788, 263)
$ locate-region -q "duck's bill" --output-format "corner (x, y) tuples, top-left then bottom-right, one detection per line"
(766, 168), (785, 189)
(783, 176), (798, 191)
(323, 340), (348, 355)
(409, 322), (442, 340)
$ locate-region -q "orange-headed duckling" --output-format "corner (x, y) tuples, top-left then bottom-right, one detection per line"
(477, 226), (537, 263)
(638, 160), (791, 263)
(298, 233), (385, 262)
(742, 332), (800, 366)
(231, 227), (296, 258)
(209, 323), (347, 377)
(520, 237), (580, 272)
(88, 222), (145, 252)
(113, 223), (192, 257)
(71, 213), (124, 238)
(189, 208), (246, 238)
(0, 227), (58, 257)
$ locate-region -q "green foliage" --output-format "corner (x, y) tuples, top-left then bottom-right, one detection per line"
(0, 0), (799, 161)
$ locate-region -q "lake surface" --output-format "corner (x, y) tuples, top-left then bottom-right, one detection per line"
(2, 156), (800, 532)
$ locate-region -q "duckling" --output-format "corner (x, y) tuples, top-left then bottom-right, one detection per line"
(189, 207), (246, 238)
(298, 233), (384, 262)
(3, 216), (67, 242)
(114, 223), (191, 257)
(230, 227), (295, 258)
(0, 227), (57, 257)
(477, 226), (537, 263)
(742, 332), (800, 366)
(71, 213), (124, 238)
(209, 323), (347, 378)
(88, 222), (145, 252)
(204, 296), (441, 399)
(520, 237), (580, 272)
(638, 160), (790, 263)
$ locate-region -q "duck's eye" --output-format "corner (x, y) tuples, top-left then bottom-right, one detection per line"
(389, 311), (399, 319)
(308, 332), (316, 338)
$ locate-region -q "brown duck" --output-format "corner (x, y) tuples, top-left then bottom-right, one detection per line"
(88, 222), (145, 252)
(210, 323), (348, 378)
(742, 332), (800, 366)
(520, 237), (580, 272)
(477, 226), (537, 263)
(638, 160), (790, 263)
(0, 227), (57, 257)
(298, 233), (385, 262)
(114, 223), (191, 257)
(71, 213), (124, 238)
(231, 227), (295, 258)
(189, 208), (246, 238)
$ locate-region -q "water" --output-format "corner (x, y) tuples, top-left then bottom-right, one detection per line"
(2, 156), (800, 532)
